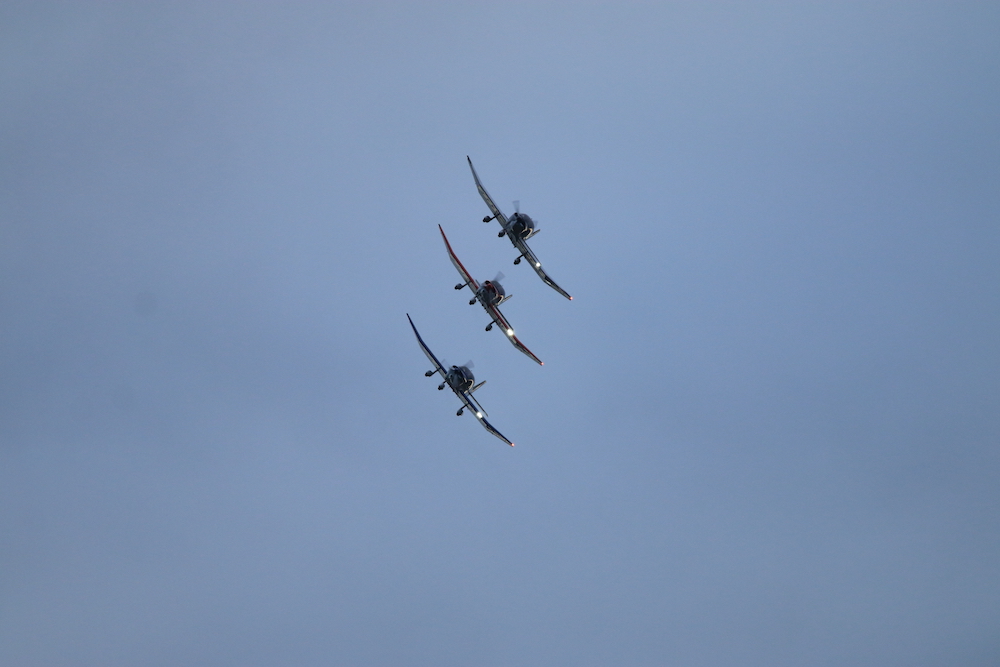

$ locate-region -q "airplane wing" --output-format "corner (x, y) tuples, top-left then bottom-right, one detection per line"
(509, 332), (544, 365)
(454, 381), (513, 445)
(409, 314), (515, 447)
(467, 156), (508, 226)
(486, 303), (514, 335)
(486, 304), (544, 365)
(438, 225), (479, 292)
(479, 414), (514, 446)
(460, 393), (514, 446)
(515, 240), (573, 301)
(407, 314), (447, 379)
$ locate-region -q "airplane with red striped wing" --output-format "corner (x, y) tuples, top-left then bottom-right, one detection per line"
(439, 225), (543, 366)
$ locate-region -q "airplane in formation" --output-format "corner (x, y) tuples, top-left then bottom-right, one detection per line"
(407, 314), (514, 446)
(467, 156), (573, 301)
(438, 224), (543, 366)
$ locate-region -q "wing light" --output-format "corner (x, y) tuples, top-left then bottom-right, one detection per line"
(506, 328), (514, 336)
(535, 262), (541, 268)
(476, 412), (483, 418)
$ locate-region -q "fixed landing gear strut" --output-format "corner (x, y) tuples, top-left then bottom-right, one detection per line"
(425, 370), (435, 377)
(456, 407), (464, 416)
(483, 215), (494, 223)
(513, 256), (522, 265)
(454, 283), (464, 290)
(469, 297), (477, 305)
(498, 230), (505, 238)
(485, 323), (493, 331)
(438, 383), (445, 390)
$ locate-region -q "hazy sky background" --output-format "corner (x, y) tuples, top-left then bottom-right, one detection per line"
(2, 3), (999, 665)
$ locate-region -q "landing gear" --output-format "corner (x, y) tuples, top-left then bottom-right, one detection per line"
(456, 407), (464, 416)
(454, 283), (464, 290)
(485, 323), (493, 331)
(513, 256), (521, 265)
(469, 298), (477, 305)
(483, 215), (493, 223)
(425, 370), (435, 377)
(498, 230), (505, 238)
(438, 383), (445, 390)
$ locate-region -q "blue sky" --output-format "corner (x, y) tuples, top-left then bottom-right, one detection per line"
(2, 3), (999, 665)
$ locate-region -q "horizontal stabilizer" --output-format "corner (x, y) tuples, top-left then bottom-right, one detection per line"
(469, 393), (489, 418)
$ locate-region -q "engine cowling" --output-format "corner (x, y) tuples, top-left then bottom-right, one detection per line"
(447, 365), (475, 392)
(508, 212), (535, 239)
(479, 280), (506, 306)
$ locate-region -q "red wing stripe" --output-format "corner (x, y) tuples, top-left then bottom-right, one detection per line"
(488, 304), (512, 331)
(511, 334), (543, 365)
(485, 305), (542, 365)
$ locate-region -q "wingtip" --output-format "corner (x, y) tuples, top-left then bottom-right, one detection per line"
(540, 362), (544, 366)
(510, 442), (515, 447)
(569, 296), (573, 300)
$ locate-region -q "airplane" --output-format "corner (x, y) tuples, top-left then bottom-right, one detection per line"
(407, 314), (514, 446)
(438, 225), (544, 366)
(467, 156), (573, 301)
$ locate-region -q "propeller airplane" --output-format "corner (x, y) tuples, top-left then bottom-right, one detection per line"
(467, 156), (573, 301)
(407, 314), (514, 446)
(439, 225), (543, 366)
